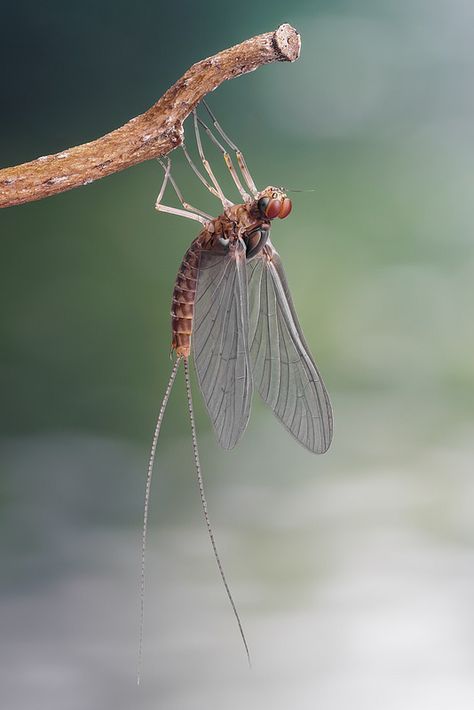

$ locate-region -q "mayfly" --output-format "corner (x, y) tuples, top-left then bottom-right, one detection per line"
(138, 101), (333, 679)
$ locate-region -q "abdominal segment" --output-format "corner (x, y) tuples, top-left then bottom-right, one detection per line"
(171, 241), (200, 358)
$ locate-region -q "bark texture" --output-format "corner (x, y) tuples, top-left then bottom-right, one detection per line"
(0, 24), (300, 209)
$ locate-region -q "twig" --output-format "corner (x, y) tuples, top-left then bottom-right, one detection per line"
(0, 24), (300, 209)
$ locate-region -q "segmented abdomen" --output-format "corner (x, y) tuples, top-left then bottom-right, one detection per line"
(171, 238), (201, 357)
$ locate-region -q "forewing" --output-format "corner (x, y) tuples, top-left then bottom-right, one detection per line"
(248, 242), (333, 453)
(193, 238), (253, 450)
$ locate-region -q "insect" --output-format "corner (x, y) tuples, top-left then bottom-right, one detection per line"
(138, 102), (333, 679)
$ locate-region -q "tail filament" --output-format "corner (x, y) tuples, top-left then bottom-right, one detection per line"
(138, 356), (181, 685)
(183, 357), (251, 666)
(138, 355), (251, 685)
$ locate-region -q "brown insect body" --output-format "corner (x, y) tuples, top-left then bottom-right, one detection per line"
(140, 106), (330, 679)
(171, 199), (270, 357)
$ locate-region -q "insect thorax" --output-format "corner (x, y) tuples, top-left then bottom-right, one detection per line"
(201, 202), (270, 259)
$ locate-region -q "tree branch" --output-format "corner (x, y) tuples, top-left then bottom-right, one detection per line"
(0, 24), (300, 210)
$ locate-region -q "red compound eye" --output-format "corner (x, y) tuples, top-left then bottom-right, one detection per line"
(265, 199), (281, 219)
(278, 198), (292, 219)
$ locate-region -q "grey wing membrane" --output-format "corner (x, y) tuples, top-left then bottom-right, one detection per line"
(193, 238), (253, 450)
(247, 242), (333, 453)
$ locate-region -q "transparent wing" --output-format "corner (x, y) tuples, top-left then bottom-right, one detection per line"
(193, 238), (253, 450)
(247, 241), (333, 453)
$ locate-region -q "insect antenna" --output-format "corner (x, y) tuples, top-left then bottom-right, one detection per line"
(138, 356), (181, 685)
(183, 357), (251, 667)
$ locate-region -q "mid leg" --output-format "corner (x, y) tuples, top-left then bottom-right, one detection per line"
(157, 159), (213, 221)
(202, 100), (258, 197)
(182, 143), (220, 200)
(193, 110), (233, 210)
(195, 116), (250, 202)
(155, 158), (210, 226)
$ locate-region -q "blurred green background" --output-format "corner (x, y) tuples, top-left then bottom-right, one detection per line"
(1, 1), (474, 708)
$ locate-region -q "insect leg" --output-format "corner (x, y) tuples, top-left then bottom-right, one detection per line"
(193, 110), (233, 210)
(157, 159), (213, 221)
(183, 357), (251, 666)
(182, 143), (220, 199)
(195, 116), (250, 202)
(155, 157), (209, 225)
(138, 356), (182, 685)
(202, 100), (258, 197)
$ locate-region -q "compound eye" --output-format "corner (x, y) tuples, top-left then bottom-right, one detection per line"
(257, 196), (270, 217)
(278, 198), (292, 219)
(265, 199), (281, 220)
